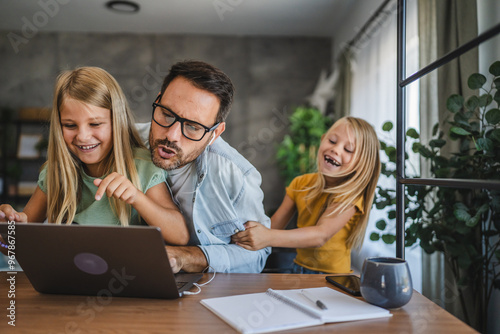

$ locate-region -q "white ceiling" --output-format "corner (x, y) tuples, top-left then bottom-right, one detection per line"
(0, 0), (355, 37)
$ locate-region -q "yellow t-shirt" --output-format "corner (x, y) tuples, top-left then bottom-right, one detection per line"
(286, 173), (364, 274)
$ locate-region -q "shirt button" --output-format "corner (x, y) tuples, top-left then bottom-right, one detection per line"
(192, 197), (195, 203)
(234, 229), (240, 233)
(199, 174), (204, 180)
(197, 230), (201, 233)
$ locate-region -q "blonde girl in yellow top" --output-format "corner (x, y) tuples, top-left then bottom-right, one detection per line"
(232, 116), (381, 274)
(0, 67), (189, 245)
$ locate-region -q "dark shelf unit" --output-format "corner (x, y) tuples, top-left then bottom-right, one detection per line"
(0, 116), (49, 209)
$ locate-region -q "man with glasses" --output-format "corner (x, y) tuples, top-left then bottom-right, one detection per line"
(140, 60), (271, 273)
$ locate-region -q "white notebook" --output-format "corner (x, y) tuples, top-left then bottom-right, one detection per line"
(200, 287), (392, 334)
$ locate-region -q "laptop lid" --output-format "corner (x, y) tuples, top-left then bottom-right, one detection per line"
(0, 223), (202, 299)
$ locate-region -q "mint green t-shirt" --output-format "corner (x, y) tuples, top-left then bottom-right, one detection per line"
(37, 148), (166, 226)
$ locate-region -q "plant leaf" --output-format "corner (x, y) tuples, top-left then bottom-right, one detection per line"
(468, 73), (487, 89)
(489, 60), (500, 76)
(476, 138), (493, 152)
(406, 185), (418, 196)
(381, 234), (396, 244)
(385, 146), (397, 163)
(495, 90), (500, 105)
(375, 219), (387, 231)
(466, 214), (481, 227)
(447, 94), (464, 113)
(454, 203), (471, 222)
(369, 232), (380, 241)
(382, 121), (393, 132)
(420, 241), (435, 254)
(406, 128), (419, 139)
(412, 142), (422, 153)
(494, 78), (500, 89)
(431, 123), (439, 136)
(450, 127), (471, 136)
(489, 129), (500, 143)
(479, 93), (493, 107)
(476, 203), (489, 216)
(376, 199), (392, 210)
(485, 108), (500, 125)
(453, 111), (471, 128)
(459, 138), (471, 152)
(429, 139), (446, 148)
(465, 96), (479, 111)
(418, 145), (433, 158)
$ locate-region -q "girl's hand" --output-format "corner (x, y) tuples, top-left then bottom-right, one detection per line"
(94, 172), (141, 205)
(0, 204), (28, 222)
(231, 221), (271, 251)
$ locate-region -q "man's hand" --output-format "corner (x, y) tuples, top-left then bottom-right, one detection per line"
(165, 246), (208, 273)
(231, 221), (271, 251)
(168, 256), (182, 273)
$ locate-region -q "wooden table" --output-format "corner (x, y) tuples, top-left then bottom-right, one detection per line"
(0, 272), (476, 333)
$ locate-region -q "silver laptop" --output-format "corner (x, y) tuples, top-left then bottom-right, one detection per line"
(0, 223), (202, 299)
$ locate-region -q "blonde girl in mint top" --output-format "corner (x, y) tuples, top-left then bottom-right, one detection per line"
(36, 148), (165, 227)
(0, 67), (188, 246)
(232, 117), (381, 273)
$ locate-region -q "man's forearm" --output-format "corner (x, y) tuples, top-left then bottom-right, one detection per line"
(166, 246), (208, 273)
(200, 244), (271, 273)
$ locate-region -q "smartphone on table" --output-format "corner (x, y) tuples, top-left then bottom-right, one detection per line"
(325, 274), (361, 296)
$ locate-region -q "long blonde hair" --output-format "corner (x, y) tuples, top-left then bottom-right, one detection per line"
(46, 66), (144, 226)
(306, 116), (381, 249)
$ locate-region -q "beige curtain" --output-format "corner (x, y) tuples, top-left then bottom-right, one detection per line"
(418, 0), (478, 324)
(418, 0), (445, 312)
(333, 48), (354, 119)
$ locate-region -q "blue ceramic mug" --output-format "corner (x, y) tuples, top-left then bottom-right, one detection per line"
(360, 257), (413, 309)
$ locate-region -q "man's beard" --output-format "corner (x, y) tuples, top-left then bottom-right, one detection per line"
(149, 132), (211, 171)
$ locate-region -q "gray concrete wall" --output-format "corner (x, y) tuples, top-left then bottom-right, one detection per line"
(0, 32), (331, 213)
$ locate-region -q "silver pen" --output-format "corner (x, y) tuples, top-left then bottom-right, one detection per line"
(300, 289), (328, 310)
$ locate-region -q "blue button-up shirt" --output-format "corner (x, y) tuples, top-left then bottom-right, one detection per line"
(185, 137), (271, 273)
(137, 122), (271, 273)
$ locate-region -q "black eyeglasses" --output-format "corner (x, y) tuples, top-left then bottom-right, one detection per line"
(152, 95), (220, 141)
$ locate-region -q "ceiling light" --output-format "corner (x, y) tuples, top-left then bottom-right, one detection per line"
(105, 1), (140, 14)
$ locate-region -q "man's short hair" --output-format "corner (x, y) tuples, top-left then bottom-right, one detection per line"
(160, 60), (235, 123)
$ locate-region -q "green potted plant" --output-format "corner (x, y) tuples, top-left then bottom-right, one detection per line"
(276, 106), (333, 185)
(371, 61), (500, 332)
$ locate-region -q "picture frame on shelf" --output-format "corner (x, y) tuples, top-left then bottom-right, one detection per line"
(17, 134), (43, 159)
